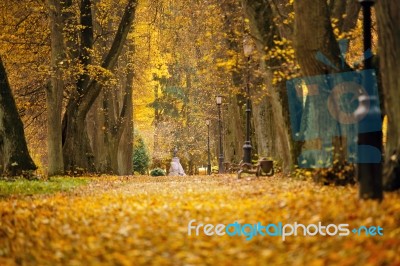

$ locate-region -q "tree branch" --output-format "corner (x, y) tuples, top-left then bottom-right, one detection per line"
(78, 0), (138, 119)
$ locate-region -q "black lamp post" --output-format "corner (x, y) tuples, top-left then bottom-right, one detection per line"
(242, 38), (254, 164)
(356, 0), (383, 200)
(206, 119), (211, 175)
(216, 96), (224, 173)
(360, 0), (374, 70)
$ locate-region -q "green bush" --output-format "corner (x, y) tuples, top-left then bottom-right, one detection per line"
(150, 168), (166, 176)
(133, 135), (150, 175)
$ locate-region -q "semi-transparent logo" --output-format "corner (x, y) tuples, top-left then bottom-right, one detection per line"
(188, 220), (384, 241)
(286, 42), (382, 168)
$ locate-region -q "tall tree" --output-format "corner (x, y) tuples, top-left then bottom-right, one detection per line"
(242, 0), (294, 172)
(294, 0), (349, 76)
(87, 2), (135, 175)
(220, 0), (245, 165)
(376, 1), (400, 191)
(62, 0), (138, 172)
(0, 56), (36, 176)
(292, 0), (355, 169)
(46, 0), (67, 176)
(0, 0), (50, 173)
(102, 51), (135, 174)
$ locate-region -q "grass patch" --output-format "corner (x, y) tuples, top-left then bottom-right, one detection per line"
(0, 177), (88, 197)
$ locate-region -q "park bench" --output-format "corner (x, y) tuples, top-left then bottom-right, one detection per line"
(223, 162), (241, 173)
(237, 158), (274, 179)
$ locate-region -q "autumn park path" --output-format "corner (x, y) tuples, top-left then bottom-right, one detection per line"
(1, 175), (400, 266)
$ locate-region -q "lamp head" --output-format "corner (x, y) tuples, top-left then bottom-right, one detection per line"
(243, 37), (254, 57)
(216, 95), (222, 105)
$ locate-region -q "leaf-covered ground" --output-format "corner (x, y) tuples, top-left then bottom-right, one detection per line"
(0, 175), (399, 266)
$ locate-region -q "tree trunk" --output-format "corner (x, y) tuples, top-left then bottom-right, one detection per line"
(103, 87), (117, 173)
(341, 0), (361, 33)
(376, 1), (400, 191)
(117, 73), (134, 175)
(294, 0), (347, 77)
(0, 56), (36, 176)
(328, 0), (361, 34)
(107, 139), (119, 174)
(242, 0), (294, 172)
(219, 1), (246, 164)
(252, 96), (274, 158)
(46, 0), (65, 176)
(87, 92), (108, 173)
(96, 46), (134, 175)
(118, 107), (133, 175)
(62, 104), (95, 173)
(152, 77), (163, 168)
(292, 0), (355, 168)
(62, 0), (95, 173)
(62, 0), (138, 173)
(223, 96), (244, 164)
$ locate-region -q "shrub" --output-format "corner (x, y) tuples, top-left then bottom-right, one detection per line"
(150, 168), (166, 176)
(133, 135), (150, 175)
(313, 160), (356, 186)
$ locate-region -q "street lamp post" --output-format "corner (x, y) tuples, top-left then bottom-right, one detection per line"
(242, 38), (254, 164)
(206, 119), (211, 175)
(216, 96), (224, 174)
(356, 0), (383, 200)
(360, 0), (374, 70)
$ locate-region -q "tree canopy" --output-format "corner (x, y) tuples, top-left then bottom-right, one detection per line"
(0, 0), (398, 192)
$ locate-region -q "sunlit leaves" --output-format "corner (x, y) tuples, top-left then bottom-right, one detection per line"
(0, 175), (399, 265)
